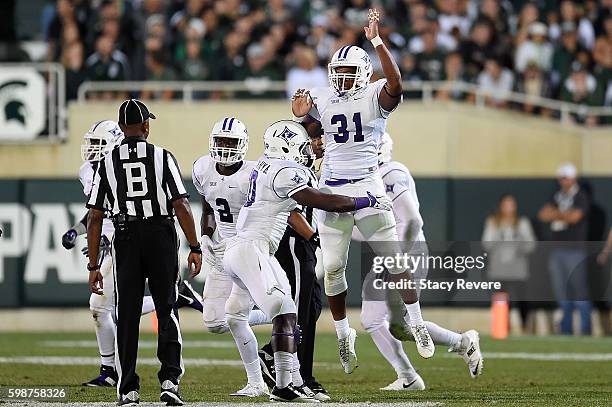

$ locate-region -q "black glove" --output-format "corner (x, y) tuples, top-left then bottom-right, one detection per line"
(82, 235), (111, 257)
(308, 232), (320, 248)
(62, 229), (78, 250)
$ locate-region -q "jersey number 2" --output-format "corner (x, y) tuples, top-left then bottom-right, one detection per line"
(215, 198), (233, 223)
(331, 113), (363, 143)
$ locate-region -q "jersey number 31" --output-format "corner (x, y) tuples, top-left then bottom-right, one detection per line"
(331, 113), (363, 143)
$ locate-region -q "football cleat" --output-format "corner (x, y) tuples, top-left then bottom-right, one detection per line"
(230, 382), (270, 397)
(176, 280), (203, 312)
(338, 328), (358, 374)
(160, 380), (184, 406)
(270, 384), (320, 403)
(258, 347), (276, 387)
(410, 323), (435, 359)
(380, 375), (426, 391)
(117, 390), (139, 406)
(305, 380), (330, 401)
(83, 364), (118, 387)
(450, 329), (483, 379)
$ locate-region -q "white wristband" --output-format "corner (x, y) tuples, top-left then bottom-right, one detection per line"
(292, 114), (306, 123)
(370, 36), (383, 48)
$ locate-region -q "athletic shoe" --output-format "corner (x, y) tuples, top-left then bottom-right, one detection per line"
(389, 319), (412, 342)
(258, 348), (276, 387)
(450, 329), (483, 379)
(117, 390), (139, 406)
(230, 382), (270, 397)
(304, 380), (330, 402)
(176, 280), (203, 312)
(160, 380), (184, 406)
(83, 365), (118, 387)
(410, 323), (435, 358)
(380, 375), (426, 391)
(338, 328), (358, 374)
(270, 384), (320, 402)
(297, 384), (329, 402)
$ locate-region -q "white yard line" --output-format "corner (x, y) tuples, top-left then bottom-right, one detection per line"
(479, 352), (612, 361)
(41, 340), (236, 349)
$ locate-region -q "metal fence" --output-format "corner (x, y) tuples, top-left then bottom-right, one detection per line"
(77, 79), (612, 126)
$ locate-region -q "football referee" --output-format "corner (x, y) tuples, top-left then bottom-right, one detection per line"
(86, 99), (202, 406)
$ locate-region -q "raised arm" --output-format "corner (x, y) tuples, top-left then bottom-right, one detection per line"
(365, 8), (402, 112)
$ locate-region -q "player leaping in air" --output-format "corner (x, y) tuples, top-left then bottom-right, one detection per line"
(291, 9), (434, 374)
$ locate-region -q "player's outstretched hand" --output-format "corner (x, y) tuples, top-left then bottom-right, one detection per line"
(367, 191), (393, 211)
(364, 8), (380, 40)
(188, 252), (203, 278)
(291, 88), (313, 117)
(62, 229), (77, 250)
(89, 270), (103, 295)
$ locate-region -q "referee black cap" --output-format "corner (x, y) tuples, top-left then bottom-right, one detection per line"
(118, 99), (157, 125)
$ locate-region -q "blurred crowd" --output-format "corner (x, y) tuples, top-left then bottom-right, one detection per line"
(39, 0), (612, 121)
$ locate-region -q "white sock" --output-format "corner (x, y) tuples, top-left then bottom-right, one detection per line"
(291, 353), (304, 387)
(227, 318), (263, 384)
(369, 324), (416, 380)
(248, 309), (271, 326)
(274, 351), (293, 388)
(425, 321), (462, 348)
(334, 317), (351, 339)
(404, 302), (424, 325)
(141, 296), (155, 315)
(93, 310), (116, 368)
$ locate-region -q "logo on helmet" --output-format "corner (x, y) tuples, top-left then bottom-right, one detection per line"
(277, 126), (298, 142)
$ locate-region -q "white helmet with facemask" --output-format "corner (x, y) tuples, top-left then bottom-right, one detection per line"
(264, 120), (315, 167)
(378, 132), (393, 165)
(209, 117), (249, 166)
(81, 120), (124, 162)
(328, 45), (373, 97)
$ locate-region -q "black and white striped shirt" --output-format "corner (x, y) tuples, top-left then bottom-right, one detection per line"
(86, 137), (188, 217)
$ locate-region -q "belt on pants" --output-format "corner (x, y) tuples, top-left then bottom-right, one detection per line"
(324, 178), (364, 186)
(112, 214), (174, 223)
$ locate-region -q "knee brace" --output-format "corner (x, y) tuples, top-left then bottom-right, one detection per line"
(360, 301), (388, 333)
(324, 267), (348, 296)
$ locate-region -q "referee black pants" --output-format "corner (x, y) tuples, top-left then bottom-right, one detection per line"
(272, 230), (322, 383)
(112, 218), (183, 395)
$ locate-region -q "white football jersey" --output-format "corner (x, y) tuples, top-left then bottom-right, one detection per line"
(308, 79), (397, 180)
(192, 155), (255, 241)
(236, 156), (310, 254)
(79, 161), (114, 236)
(380, 161), (425, 241)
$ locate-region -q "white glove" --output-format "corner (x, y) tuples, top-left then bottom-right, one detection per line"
(201, 235), (217, 267)
(368, 191), (393, 211)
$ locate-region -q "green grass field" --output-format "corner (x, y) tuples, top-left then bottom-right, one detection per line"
(0, 330), (611, 406)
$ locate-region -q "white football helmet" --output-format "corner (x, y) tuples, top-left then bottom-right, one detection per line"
(378, 132), (393, 165)
(328, 45), (373, 96)
(81, 120), (124, 162)
(209, 117), (249, 166)
(264, 120), (315, 167)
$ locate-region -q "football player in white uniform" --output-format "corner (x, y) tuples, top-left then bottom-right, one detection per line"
(62, 120), (203, 388)
(359, 133), (483, 390)
(214, 120), (391, 402)
(290, 9), (434, 373)
(192, 117), (272, 397)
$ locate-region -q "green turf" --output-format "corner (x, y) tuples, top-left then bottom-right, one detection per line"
(0, 330), (611, 406)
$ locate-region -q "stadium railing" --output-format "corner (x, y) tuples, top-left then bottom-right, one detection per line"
(76, 79), (612, 126)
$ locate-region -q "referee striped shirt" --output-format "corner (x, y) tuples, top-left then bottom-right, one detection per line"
(86, 136), (188, 217)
